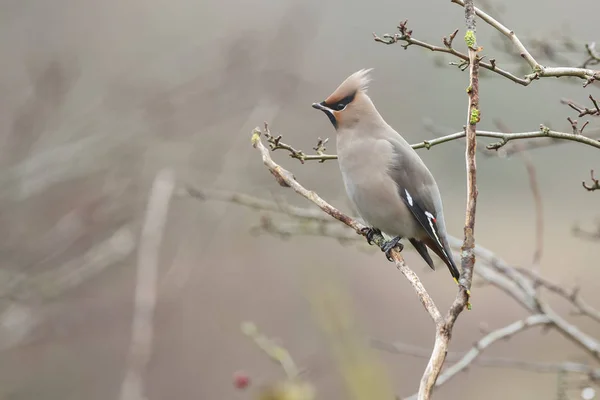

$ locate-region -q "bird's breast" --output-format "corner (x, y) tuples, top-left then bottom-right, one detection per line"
(337, 136), (421, 237)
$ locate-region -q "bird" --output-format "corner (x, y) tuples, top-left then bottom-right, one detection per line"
(311, 68), (461, 282)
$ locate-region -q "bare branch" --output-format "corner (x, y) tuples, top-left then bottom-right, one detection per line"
(540, 304), (600, 360)
(120, 169), (175, 400)
(434, 315), (551, 388)
(483, 125), (600, 151)
(257, 125), (600, 166)
(371, 338), (600, 379)
(373, 21), (529, 85)
(450, 0), (600, 86)
(417, 3), (480, 398)
(424, 118), (600, 158)
(514, 268), (600, 325)
(182, 187), (330, 222)
(263, 126), (337, 163)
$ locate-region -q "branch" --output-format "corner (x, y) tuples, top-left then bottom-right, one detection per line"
(183, 187), (330, 222)
(263, 128), (337, 163)
(119, 169), (174, 400)
(241, 322), (300, 379)
(251, 126), (443, 326)
(257, 125), (600, 165)
(450, 0), (600, 87)
(514, 268), (600, 325)
(561, 95), (600, 118)
(431, 315), (551, 388)
(582, 170), (600, 192)
(422, 119), (600, 158)
(584, 42), (600, 69)
(238, 322), (316, 400)
(371, 338), (600, 379)
(483, 126), (600, 151)
(373, 21), (530, 86)
(417, 3), (480, 398)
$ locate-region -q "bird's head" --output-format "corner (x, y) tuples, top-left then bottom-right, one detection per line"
(311, 68), (376, 130)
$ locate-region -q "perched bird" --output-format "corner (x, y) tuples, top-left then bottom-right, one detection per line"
(311, 68), (460, 282)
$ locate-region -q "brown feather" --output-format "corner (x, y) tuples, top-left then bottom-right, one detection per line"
(324, 68), (373, 105)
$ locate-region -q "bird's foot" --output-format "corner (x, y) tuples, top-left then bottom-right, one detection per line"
(381, 236), (403, 262)
(360, 227), (382, 245)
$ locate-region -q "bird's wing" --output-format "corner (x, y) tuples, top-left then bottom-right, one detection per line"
(386, 137), (461, 280)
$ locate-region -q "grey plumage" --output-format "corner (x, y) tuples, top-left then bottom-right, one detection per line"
(311, 69), (460, 281)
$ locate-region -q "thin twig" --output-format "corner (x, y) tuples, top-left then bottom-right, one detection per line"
(582, 170), (600, 192)
(263, 129), (337, 163)
(119, 169), (175, 400)
(373, 23), (528, 85)
(583, 42), (600, 68)
(422, 119), (600, 157)
(561, 95), (600, 118)
(259, 126), (600, 164)
(241, 322), (300, 379)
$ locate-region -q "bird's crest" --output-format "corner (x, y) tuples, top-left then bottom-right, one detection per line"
(325, 68), (373, 104)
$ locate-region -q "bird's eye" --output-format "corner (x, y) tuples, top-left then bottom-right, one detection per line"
(335, 103), (346, 111)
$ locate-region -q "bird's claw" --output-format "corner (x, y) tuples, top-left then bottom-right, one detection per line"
(381, 236), (403, 262)
(360, 227), (382, 245)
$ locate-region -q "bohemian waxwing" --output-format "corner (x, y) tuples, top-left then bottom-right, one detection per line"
(312, 68), (460, 281)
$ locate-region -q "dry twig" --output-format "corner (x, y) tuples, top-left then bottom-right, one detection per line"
(582, 170), (600, 192)
(561, 95), (600, 118)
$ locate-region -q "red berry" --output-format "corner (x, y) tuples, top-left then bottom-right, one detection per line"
(233, 371), (250, 389)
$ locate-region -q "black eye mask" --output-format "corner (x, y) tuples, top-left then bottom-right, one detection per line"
(324, 92), (356, 112)
(312, 91), (357, 129)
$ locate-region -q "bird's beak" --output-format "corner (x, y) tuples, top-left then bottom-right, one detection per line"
(311, 101), (338, 129)
(312, 102), (327, 111)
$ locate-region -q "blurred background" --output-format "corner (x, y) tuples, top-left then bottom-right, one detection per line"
(0, 0), (599, 399)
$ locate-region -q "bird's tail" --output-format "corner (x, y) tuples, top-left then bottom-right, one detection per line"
(421, 237), (461, 281)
